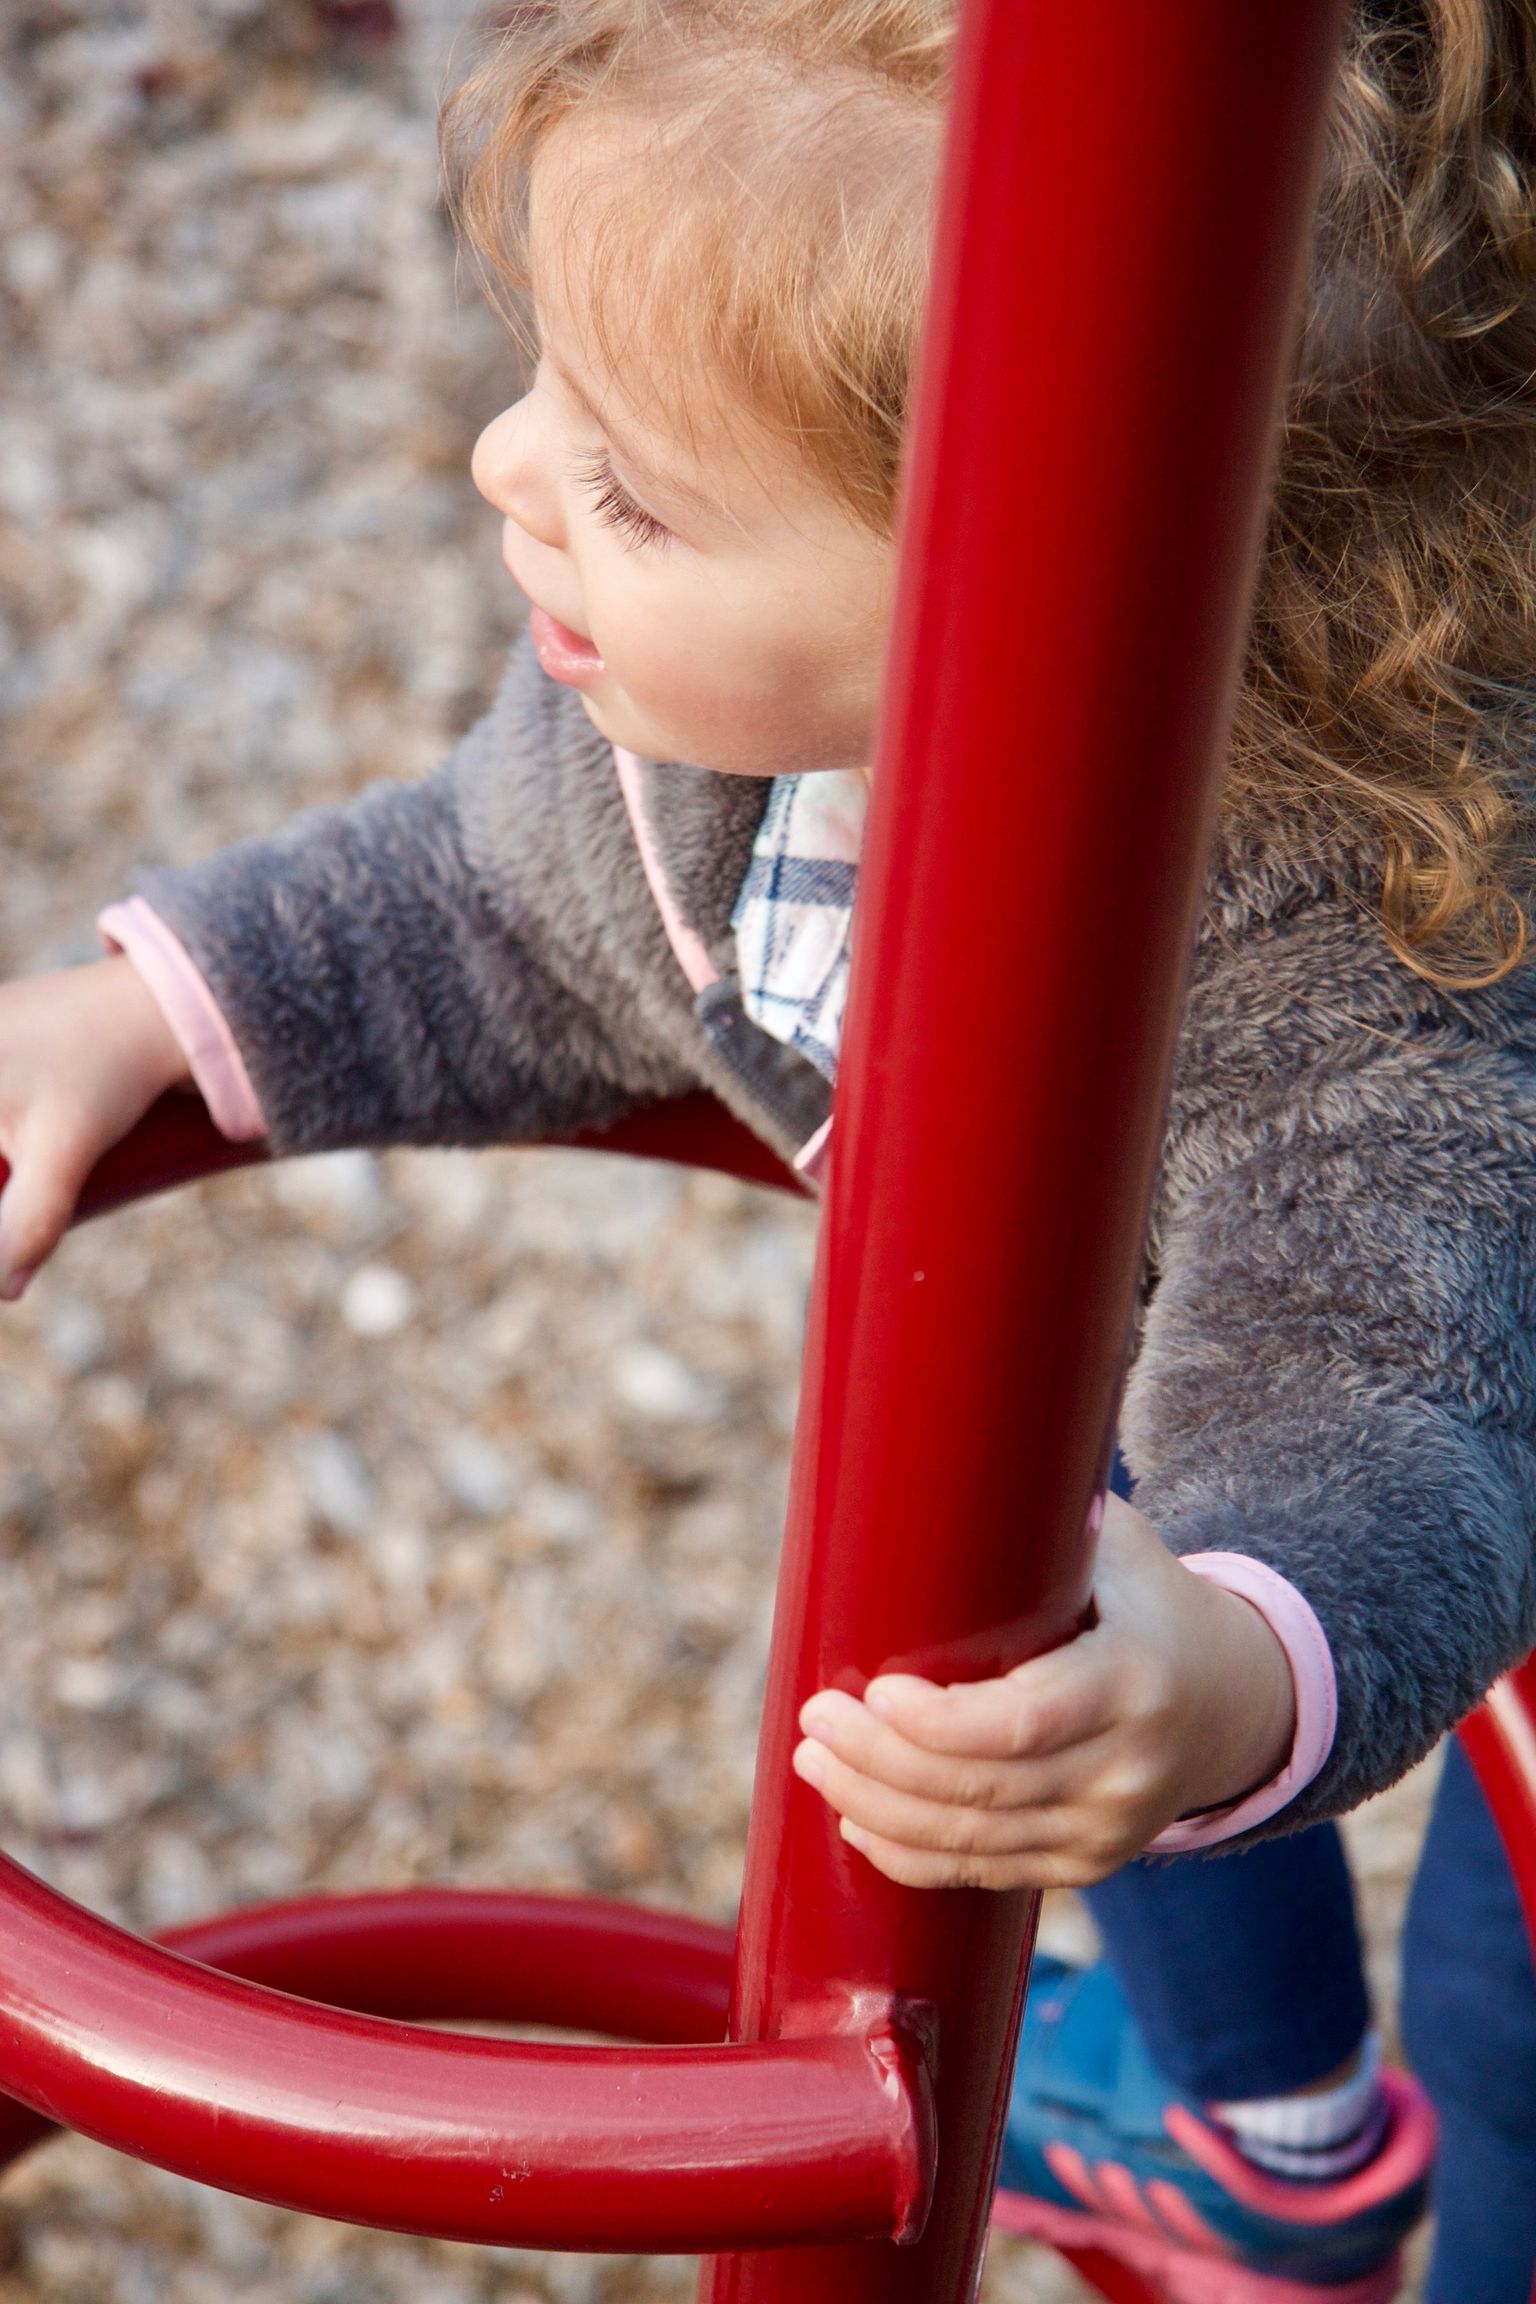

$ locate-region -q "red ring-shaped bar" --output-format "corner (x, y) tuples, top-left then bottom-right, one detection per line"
(0, 1859), (932, 2249)
(0, 1886), (735, 2173)
(0, 1099), (928, 2251)
(68, 1089), (801, 1226)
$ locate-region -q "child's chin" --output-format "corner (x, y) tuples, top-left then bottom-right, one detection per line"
(576, 690), (674, 763)
(577, 690), (627, 744)
(573, 691), (617, 743)
(577, 691), (778, 779)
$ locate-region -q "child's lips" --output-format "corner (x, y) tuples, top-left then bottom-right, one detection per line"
(528, 605), (606, 688)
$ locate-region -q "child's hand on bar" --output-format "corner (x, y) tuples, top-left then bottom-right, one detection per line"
(791, 1494), (1296, 1891)
(0, 959), (190, 1301)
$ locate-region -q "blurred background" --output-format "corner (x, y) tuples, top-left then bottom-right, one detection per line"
(0, 4), (1437, 2297)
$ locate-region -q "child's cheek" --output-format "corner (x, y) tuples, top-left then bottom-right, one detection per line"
(595, 580), (872, 776)
(602, 598), (777, 770)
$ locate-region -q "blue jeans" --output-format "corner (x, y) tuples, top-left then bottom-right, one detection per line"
(1084, 1453), (1536, 2299)
(1085, 1752), (1536, 2301)
(1403, 1741), (1536, 2304)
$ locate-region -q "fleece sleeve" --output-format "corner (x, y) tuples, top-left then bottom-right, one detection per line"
(127, 688), (694, 1158)
(1122, 1016), (1536, 1840)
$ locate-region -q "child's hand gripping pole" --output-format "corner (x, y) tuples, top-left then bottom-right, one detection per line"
(794, 1492), (1297, 1890)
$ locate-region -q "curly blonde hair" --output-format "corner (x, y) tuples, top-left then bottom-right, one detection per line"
(442, 0), (1536, 987)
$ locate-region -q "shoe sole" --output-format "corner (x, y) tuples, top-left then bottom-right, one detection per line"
(991, 2190), (1403, 2304)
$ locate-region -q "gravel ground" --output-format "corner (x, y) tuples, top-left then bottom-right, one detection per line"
(0, 5), (1439, 2298)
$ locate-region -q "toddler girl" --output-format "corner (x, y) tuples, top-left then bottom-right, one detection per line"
(1, 1), (1534, 2297)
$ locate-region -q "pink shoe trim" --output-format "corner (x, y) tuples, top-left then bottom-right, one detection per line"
(1164, 2071), (1435, 2226)
(1096, 2160), (1171, 2236)
(990, 2190), (1403, 2304)
(1044, 2140), (1107, 2213)
(1042, 2145), (1233, 2253)
(1148, 1555), (1337, 1851)
(99, 898), (268, 1143)
(1146, 2178), (1231, 2253)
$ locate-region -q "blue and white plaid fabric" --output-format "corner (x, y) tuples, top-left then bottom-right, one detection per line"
(732, 769), (867, 1081)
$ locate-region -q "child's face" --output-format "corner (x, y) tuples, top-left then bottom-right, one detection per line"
(471, 121), (895, 777)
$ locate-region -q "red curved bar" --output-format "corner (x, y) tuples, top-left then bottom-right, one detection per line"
(71, 1092), (268, 1220)
(157, 1886), (735, 2035)
(0, 1889), (734, 2177)
(0, 1081), (825, 2255)
(573, 1094), (802, 1194)
(0, 1856), (929, 2251)
(1458, 1658), (1536, 1959)
(62, 1088), (799, 1228)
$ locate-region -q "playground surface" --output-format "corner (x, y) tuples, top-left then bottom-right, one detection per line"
(0, 3), (1440, 2295)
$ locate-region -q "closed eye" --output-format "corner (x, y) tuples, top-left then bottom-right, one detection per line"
(572, 453), (671, 552)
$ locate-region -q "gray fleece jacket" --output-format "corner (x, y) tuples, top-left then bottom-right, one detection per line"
(138, 636), (1536, 1842)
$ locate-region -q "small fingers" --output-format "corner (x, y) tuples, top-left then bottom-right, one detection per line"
(835, 1819), (1110, 1894)
(858, 1655), (1119, 1762)
(798, 1687), (1046, 1809)
(794, 1679), (1180, 1886)
(792, 1728), (1077, 1858)
(0, 1145), (83, 1301)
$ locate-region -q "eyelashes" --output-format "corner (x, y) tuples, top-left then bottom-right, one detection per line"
(572, 453), (671, 551)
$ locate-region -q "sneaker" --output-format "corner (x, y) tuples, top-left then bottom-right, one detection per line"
(992, 1955), (1435, 2303)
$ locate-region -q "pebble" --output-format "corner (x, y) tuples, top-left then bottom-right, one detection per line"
(269, 1149), (384, 1232)
(338, 1261), (416, 1337)
(136, 1829), (222, 1927)
(53, 1655), (128, 1711)
(295, 1431), (375, 1535)
(435, 1428), (514, 1517)
(520, 1477), (600, 1548)
(42, 1298), (109, 1375)
(610, 1341), (714, 1423)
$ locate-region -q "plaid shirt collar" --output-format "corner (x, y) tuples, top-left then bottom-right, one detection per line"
(732, 770), (868, 1082)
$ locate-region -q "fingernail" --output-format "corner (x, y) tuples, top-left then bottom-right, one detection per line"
(793, 1746), (829, 1794)
(839, 1819), (871, 1851)
(0, 1268), (32, 1305)
(799, 1689), (858, 1738)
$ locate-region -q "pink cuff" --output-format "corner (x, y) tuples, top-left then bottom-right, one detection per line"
(98, 898), (268, 1144)
(794, 1115), (833, 1189)
(1145, 1552), (1338, 1853)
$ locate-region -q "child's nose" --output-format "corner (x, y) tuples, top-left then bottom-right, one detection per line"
(471, 400), (563, 549)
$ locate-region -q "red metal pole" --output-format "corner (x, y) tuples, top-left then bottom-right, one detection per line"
(704, 5), (1344, 2301)
(1459, 1661), (1536, 1957)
